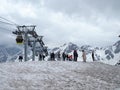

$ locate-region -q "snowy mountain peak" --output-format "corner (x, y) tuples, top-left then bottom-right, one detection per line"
(113, 40), (120, 54)
(0, 40), (120, 65)
(113, 40), (120, 46)
(68, 42), (75, 45)
(49, 40), (120, 65)
(51, 42), (79, 54)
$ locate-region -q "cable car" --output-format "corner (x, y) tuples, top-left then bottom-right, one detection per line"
(16, 35), (23, 44)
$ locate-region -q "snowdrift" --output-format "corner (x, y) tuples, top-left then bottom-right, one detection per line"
(0, 61), (120, 90)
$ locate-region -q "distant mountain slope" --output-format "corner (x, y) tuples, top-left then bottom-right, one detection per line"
(0, 40), (120, 65)
(50, 42), (79, 53)
(0, 45), (22, 62)
(50, 40), (120, 65)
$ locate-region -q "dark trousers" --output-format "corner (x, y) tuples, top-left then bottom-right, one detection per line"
(74, 57), (77, 61)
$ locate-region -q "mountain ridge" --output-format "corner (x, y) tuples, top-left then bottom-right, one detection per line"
(50, 40), (120, 65)
(0, 40), (120, 65)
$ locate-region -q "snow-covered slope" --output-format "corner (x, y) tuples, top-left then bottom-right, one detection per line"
(97, 40), (120, 65)
(0, 61), (120, 90)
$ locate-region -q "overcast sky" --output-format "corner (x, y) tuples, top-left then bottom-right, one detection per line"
(0, 0), (120, 48)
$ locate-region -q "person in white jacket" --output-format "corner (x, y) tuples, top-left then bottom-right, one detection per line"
(82, 50), (86, 62)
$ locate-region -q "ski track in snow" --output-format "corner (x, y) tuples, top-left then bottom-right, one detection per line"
(0, 61), (120, 90)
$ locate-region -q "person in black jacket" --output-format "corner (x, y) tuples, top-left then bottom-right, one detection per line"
(50, 52), (55, 61)
(73, 50), (78, 61)
(19, 55), (23, 62)
(92, 50), (95, 61)
(57, 51), (61, 60)
(62, 52), (66, 61)
(39, 54), (42, 61)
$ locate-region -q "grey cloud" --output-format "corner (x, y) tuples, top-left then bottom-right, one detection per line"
(0, 0), (120, 47)
(44, 0), (91, 16)
(8, 0), (41, 5)
(44, 0), (120, 20)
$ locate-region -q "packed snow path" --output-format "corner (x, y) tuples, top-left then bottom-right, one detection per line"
(0, 61), (120, 90)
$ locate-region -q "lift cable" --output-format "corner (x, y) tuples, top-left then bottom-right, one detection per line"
(0, 16), (18, 26)
(0, 16), (18, 32)
(0, 20), (17, 26)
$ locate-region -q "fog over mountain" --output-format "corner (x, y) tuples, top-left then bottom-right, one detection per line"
(0, 0), (120, 47)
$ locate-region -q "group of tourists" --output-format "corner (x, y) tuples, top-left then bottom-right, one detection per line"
(49, 51), (77, 61)
(50, 51), (73, 61)
(49, 50), (95, 62)
(60, 52), (73, 61)
(18, 50), (95, 62)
